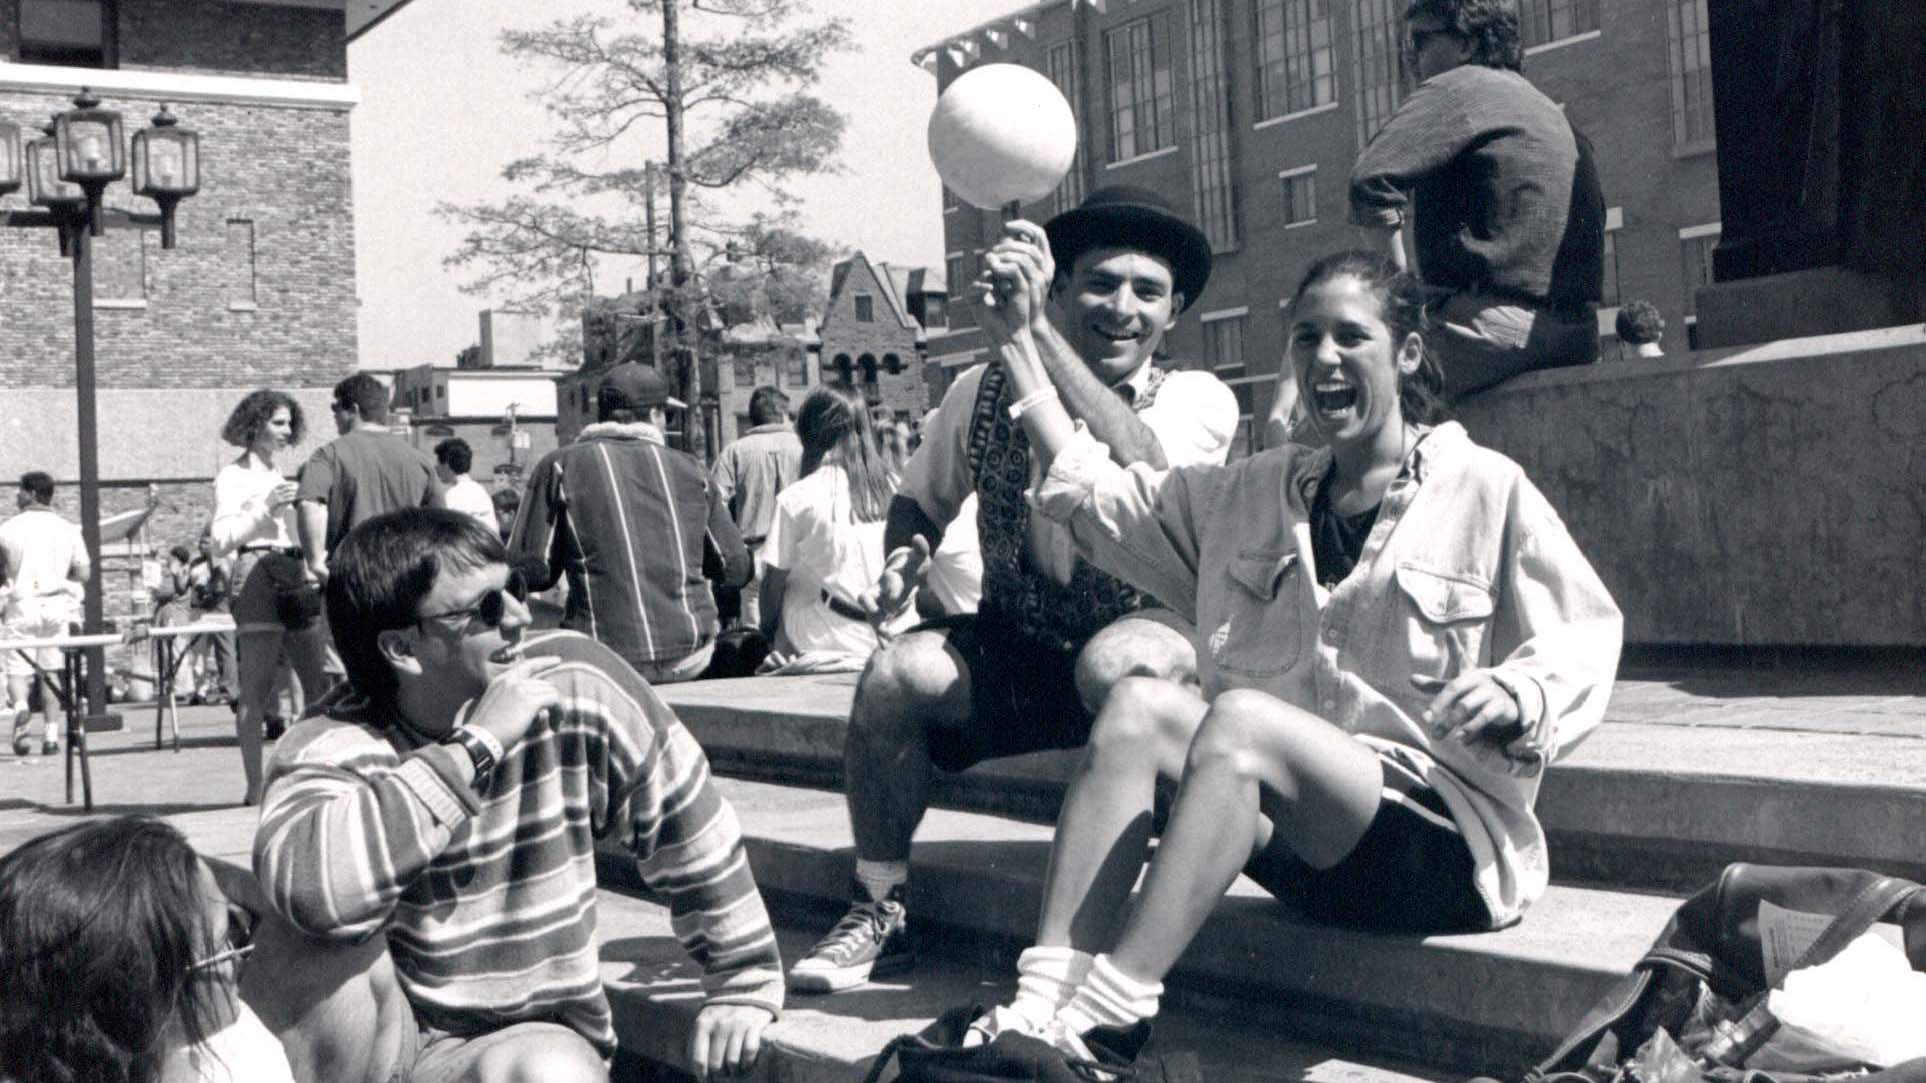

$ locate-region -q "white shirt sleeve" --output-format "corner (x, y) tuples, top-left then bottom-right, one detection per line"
(898, 365), (987, 530)
(1140, 368), (1240, 468)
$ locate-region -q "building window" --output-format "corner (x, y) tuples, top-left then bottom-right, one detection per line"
(1280, 166), (1317, 227)
(734, 413), (753, 437)
(1519, 0), (1599, 48)
(942, 185), (960, 213)
(1253, 0), (1335, 122)
(854, 294), (874, 323)
(1103, 12), (1176, 163)
(93, 228), (147, 305)
(1666, 0), (1715, 148)
(1679, 223), (1720, 319)
(734, 355), (756, 386)
(1352, 0), (1406, 147)
(18, 0), (113, 68)
(1045, 40), (1087, 215)
(1186, 0), (1239, 252)
(1600, 207), (1623, 307)
(945, 252), (969, 303)
(224, 219), (257, 309)
(784, 349), (808, 387)
(1203, 311), (1261, 456)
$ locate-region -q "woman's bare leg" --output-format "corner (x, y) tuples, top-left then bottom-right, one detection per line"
(1108, 688), (1381, 983)
(1035, 677), (1208, 954)
(234, 629), (284, 805)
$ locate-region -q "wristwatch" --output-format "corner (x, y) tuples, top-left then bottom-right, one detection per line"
(441, 726), (502, 788)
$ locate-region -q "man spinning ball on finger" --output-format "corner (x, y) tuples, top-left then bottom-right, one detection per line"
(787, 186), (1238, 994)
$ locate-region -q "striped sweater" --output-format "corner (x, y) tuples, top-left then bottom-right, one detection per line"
(253, 630), (783, 1057)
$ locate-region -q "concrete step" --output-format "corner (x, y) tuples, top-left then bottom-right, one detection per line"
(658, 675), (1926, 891)
(596, 886), (1444, 1083)
(599, 777), (1683, 1076)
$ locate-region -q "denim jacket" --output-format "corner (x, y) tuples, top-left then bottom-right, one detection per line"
(1031, 421), (1623, 925)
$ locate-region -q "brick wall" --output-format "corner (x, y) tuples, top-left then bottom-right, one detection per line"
(0, 89), (357, 390)
(934, 0), (1725, 412)
(117, 0), (346, 80)
(819, 254), (928, 421)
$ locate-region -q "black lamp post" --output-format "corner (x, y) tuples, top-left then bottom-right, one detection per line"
(2, 89), (201, 723)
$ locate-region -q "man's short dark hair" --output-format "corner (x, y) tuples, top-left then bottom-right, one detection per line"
(1404, 0), (1523, 71)
(18, 472), (54, 505)
(332, 373), (391, 424)
(434, 437), (474, 475)
(747, 386), (789, 426)
(326, 507), (507, 713)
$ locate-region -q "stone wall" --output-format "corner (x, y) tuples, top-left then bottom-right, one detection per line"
(1456, 328), (1925, 647)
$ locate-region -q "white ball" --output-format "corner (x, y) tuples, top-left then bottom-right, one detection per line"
(928, 63), (1078, 210)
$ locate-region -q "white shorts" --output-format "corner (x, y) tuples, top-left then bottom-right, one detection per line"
(2, 594), (79, 680)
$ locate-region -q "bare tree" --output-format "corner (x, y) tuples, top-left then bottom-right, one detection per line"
(439, 0), (853, 454)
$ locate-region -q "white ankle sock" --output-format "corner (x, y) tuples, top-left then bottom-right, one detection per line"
(1007, 946), (1094, 1030)
(1056, 953), (1162, 1035)
(854, 859), (909, 903)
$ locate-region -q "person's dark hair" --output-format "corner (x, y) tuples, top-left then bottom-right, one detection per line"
(19, 470), (55, 505)
(1290, 250), (1447, 426)
(747, 386), (789, 427)
(1404, 0), (1523, 71)
(332, 372), (391, 424)
(490, 487), (521, 542)
(220, 389), (306, 452)
(169, 543), (194, 565)
(0, 817), (227, 1083)
(1614, 300), (1665, 345)
(433, 437), (474, 475)
(796, 384), (897, 522)
(326, 507), (507, 712)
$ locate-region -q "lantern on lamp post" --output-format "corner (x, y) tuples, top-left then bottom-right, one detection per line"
(52, 89), (125, 235)
(0, 119), (21, 197)
(131, 104), (199, 249)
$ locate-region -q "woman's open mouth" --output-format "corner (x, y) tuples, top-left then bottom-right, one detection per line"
(1312, 383), (1358, 413)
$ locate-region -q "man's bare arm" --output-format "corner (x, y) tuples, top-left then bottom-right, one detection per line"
(1030, 322), (1168, 469)
(882, 494), (944, 556)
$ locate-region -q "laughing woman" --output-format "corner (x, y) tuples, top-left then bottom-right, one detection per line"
(968, 246), (1623, 1057)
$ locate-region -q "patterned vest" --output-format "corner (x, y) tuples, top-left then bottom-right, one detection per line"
(966, 364), (1168, 653)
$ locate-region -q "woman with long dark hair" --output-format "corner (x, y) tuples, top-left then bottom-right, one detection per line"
(209, 389), (328, 806)
(966, 243), (1621, 1058)
(0, 816), (292, 1083)
(756, 384), (904, 669)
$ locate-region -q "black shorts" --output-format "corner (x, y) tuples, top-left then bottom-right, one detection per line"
(1242, 752), (1494, 934)
(913, 613), (1092, 773)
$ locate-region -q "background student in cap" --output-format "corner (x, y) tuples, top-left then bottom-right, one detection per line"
(786, 185), (1238, 995)
(509, 363), (750, 684)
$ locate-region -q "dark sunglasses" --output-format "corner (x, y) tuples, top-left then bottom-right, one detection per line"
(413, 570), (528, 633)
(189, 903), (256, 977)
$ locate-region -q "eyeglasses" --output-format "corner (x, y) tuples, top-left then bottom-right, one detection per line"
(189, 903), (256, 977)
(413, 570), (528, 634)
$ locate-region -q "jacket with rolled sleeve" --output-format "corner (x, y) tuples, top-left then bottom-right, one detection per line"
(252, 630), (783, 1058)
(1030, 421), (1622, 925)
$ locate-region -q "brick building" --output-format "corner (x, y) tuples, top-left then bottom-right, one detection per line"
(0, 0), (404, 629)
(818, 252), (946, 428)
(916, 0), (1721, 455)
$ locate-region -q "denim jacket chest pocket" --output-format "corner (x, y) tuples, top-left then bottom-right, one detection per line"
(1394, 561), (1498, 678)
(1207, 549), (1307, 678)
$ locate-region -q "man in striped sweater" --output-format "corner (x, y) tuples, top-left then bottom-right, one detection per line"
(510, 363), (751, 684)
(247, 507), (781, 1082)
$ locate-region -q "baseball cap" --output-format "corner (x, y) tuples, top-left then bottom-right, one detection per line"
(597, 363), (687, 415)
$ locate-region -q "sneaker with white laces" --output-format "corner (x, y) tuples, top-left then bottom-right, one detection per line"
(786, 881), (912, 994)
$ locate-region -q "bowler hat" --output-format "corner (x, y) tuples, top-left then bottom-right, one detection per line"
(1045, 185), (1212, 310)
(598, 363), (686, 415)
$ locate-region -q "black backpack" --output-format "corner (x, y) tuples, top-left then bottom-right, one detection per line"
(862, 1005), (1198, 1083)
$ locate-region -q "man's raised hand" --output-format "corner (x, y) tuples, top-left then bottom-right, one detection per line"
(462, 655), (564, 752)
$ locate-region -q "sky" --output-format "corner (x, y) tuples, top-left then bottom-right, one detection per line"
(347, 0), (1019, 370)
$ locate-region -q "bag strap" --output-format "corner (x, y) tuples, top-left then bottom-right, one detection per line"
(1778, 875), (1917, 985)
(860, 1033), (914, 1083)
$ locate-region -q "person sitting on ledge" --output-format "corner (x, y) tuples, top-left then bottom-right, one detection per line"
(785, 185), (1239, 996)
(247, 507), (782, 1083)
(965, 247), (1622, 1061)
(1348, 0), (1606, 400)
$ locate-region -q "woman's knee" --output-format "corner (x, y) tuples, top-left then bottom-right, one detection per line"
(1086, 676), (1202, 767)
(473, 1027), (606, 1083)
